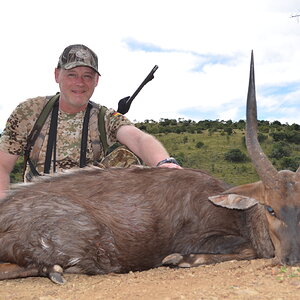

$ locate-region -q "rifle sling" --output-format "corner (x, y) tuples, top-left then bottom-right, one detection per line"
(23, 94), (60, 177)
(44, 102), (92, 174)
(80, 103), (92, 168)
(99, 106), (109, 155)
(44, 101), (59, 174)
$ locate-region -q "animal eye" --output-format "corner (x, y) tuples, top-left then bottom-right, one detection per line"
(265, 205), (276, 217)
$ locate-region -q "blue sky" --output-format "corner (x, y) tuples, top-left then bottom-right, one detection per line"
(1, 0), (300, 131)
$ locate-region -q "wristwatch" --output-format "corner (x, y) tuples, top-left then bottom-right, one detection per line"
(156, 157), (180, 167)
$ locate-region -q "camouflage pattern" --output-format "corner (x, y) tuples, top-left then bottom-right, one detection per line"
(0, 96), (136, 181)
(99, 145), (141, 168)
(57, 44), (100, 75)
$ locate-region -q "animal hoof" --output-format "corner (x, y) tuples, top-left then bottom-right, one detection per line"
(49, 272), (66, 284)
(48, 265), (66, 284)
(162, 253), (183, 266)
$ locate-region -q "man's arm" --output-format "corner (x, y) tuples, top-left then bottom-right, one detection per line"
(0, 151), (19, 199)
(116, 125), (182, 169)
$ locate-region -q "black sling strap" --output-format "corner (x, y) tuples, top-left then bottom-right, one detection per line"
(44, 102), (92, 174)
(80, 103), (92, 167)
(44, 101), (59, 174)
(23, 94), (60, 177)
(98, 105), (109, 155)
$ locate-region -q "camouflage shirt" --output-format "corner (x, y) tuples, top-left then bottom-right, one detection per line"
(0, 96), (133, 180)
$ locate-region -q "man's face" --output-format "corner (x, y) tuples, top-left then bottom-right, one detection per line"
(55, 66), (99, 113)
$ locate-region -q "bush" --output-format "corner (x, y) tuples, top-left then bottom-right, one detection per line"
(286, 131), (300, 144)
(224, 149), (248, 163)
(270, 142), (291, 159)
(195, 141), (204, 148)
(224, 127), (233, 135)
(174, 152), (186, 166)
(10, 157), (24, 183)
(182, 136), (188, 144)
(270, 132), (287, 142)
(279, 156), (300, 171)
(258, 133), (268, 143)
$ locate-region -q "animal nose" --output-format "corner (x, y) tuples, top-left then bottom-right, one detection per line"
(283, 254), (300, 266)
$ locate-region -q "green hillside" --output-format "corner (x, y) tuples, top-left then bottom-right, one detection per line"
(9, 119), (300, 187)
(154, 130), (258, 186)
(136, 119), (300, 186)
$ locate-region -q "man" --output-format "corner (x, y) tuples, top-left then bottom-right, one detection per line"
(0, 44), (181, 199)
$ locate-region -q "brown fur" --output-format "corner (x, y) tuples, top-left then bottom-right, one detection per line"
(0, 167), (274, 282)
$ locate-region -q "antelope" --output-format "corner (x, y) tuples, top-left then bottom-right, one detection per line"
(0, 51), (298, 285)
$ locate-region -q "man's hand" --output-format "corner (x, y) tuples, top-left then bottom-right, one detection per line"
(0, 151), (19, 200)
(156, 157), (182, 169)
(158, 163), (182, 169)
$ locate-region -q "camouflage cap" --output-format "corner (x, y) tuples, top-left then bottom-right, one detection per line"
(57, 44), (100, 75)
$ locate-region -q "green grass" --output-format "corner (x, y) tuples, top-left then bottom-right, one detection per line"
(155, 129), (300, 186)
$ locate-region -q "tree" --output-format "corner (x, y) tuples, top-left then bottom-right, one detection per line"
(224, 127), (233, 136)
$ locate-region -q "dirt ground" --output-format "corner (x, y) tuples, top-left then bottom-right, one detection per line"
(1, 259), (300, 300)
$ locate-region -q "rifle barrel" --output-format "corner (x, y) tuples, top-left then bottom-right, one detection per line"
(126, 65), (159, 105)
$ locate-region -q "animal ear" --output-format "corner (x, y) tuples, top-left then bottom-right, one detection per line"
(208, 193), (259, 210)
(209, 181), (264, 209)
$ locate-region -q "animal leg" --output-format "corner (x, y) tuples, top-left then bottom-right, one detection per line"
(162, 248), (257, 268)
(0, 263), (39, 280)
(0, 263), (66, 284)
(44, 265), (66, 284)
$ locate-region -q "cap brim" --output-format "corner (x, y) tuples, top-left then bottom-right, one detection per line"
(63, 62), (101, 76)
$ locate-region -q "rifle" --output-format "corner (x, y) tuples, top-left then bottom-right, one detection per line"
(117, 65), (159, 114)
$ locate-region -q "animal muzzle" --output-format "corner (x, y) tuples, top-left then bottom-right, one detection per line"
(279, 243), (300, 266)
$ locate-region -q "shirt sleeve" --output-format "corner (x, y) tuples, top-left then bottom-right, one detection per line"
(104, 108), (133, 146)
(0, 97), (46, 155)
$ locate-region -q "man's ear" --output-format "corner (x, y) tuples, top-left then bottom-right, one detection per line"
(94, 74), (100, 87)
(54, 68), (60, 83)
